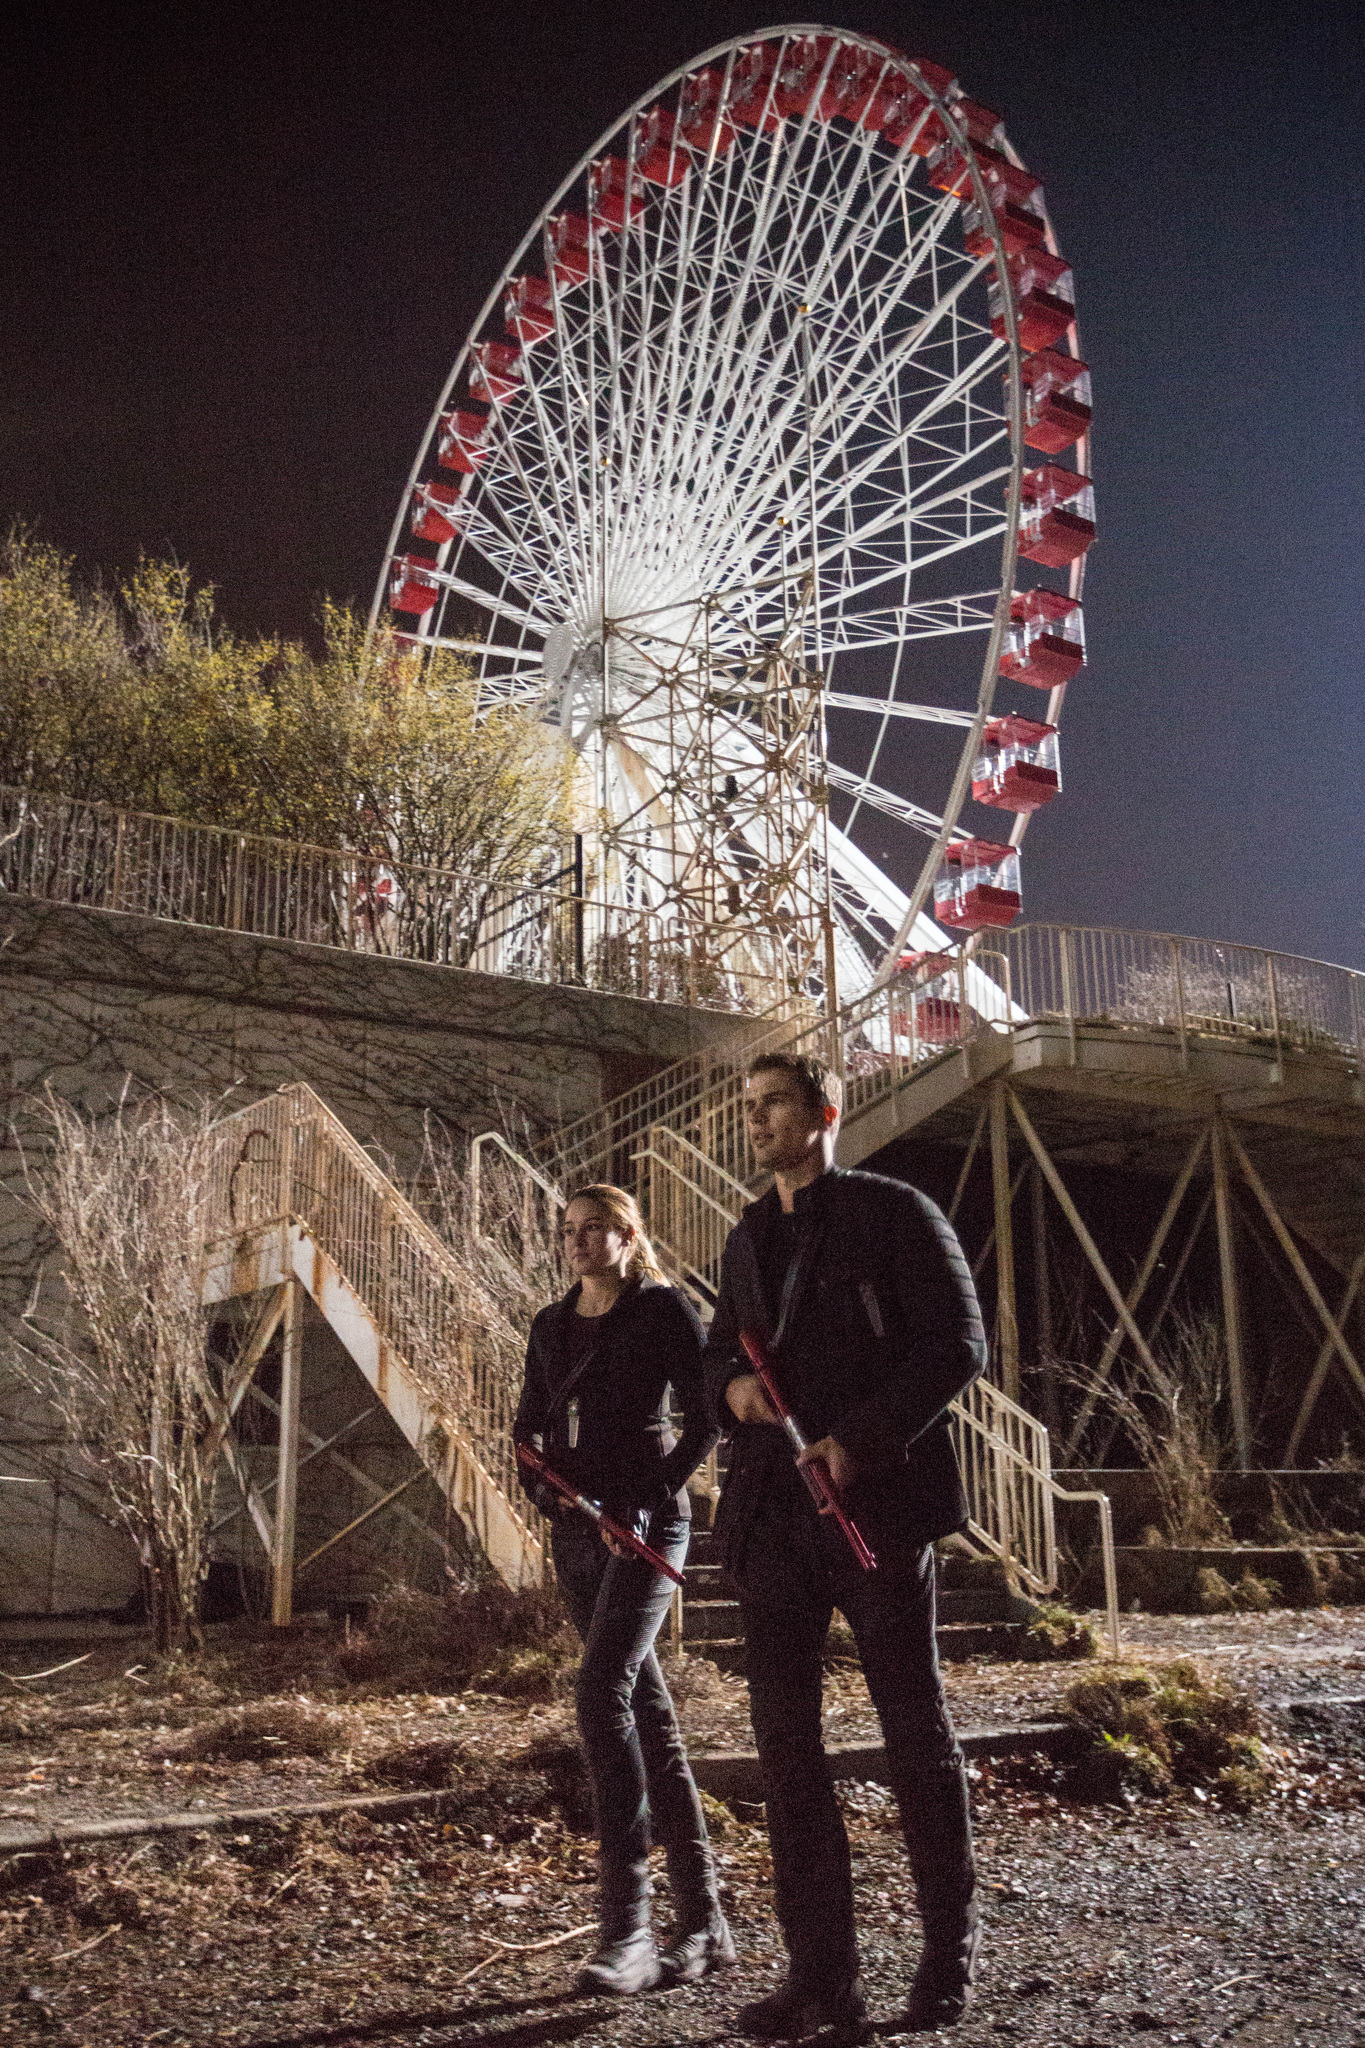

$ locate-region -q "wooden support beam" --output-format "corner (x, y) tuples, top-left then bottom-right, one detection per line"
(1062, 1126), (1209, 1463)
(1285, 1243), (1365, 1463)
(970, 1161), (1027, 1284)
(247, 1384), (459, 1565)
(1006, 1089), (1164, 1389)
(1089, 1184), (1214, 1470)
(1031, 1164), (1057, 1433)
(948, 1103), (989, 1224)
(294, 1472), (421, 1576)
(990, 1083), (1020, 1400)
(1218, 1121), (1365, 1432)
(1210, 1114), (1252, 1471)
(271, 1279), (302, 1627)
(221, 1434), (274, 1560)
(202, 1284), (289, 1474)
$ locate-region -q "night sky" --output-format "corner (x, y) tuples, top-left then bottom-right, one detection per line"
(3, 1), (1362, 967)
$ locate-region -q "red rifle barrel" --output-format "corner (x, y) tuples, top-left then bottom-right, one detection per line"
(738, 1330), (878, 1572)
(515, 1443), (686, 1586)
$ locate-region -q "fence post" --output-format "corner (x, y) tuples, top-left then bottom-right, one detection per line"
(1172, 936), (1189, 1071)
(1059, 929), (1077, 1066)
(1266, 953), (1282, 1077)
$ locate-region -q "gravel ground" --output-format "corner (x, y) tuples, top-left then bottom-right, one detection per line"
(2, 1609), (1364, 2044)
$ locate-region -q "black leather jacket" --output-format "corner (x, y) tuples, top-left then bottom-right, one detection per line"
(703, 1167), (988, 1564)
(514, 1277), (717, 1521)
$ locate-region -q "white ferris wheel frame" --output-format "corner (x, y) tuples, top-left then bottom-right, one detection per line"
(371, 24), (1090, 998)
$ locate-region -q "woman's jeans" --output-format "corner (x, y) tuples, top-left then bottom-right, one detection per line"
(552, 1509), (718, 1941)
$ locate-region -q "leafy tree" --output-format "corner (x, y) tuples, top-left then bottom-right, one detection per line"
(0, 529), (575, 899)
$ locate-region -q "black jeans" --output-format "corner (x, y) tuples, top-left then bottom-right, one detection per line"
(733, 1505), (976, 1992)
(552, 1509), (718, 1940)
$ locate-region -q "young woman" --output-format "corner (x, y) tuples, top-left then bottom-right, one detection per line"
(514, 1183), (734, 1996)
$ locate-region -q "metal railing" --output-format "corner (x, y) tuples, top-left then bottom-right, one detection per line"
(540, 923), (1365, 1198)
(206, 1081), (545, 1580)
(974, 924), (1365, 1070)
(0, 784), (782, 1014)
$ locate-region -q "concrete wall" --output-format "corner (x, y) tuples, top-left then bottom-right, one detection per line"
(0, 899), (756, 1614)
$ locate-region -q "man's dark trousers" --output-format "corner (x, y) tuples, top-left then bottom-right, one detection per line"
(733, 1499), (975, 1993)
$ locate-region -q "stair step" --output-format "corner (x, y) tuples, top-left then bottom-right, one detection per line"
(684, 1562), (731, 1596)
(682, 1598), (744, 1642)
(935, 1588), (1021, 1624)
(682, 1617), (1030, 1675)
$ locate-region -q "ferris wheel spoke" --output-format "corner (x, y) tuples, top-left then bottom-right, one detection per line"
(722, 252), (997, 550)
(824, 694), (976, 726)
(826, 762), (945, 838)
(702, 176), (968, 518)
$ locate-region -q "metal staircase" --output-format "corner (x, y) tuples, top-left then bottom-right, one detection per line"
(203, 1083), (547, 1613)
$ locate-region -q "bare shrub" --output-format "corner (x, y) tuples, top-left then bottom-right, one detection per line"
(1066, 1313), (1233, 1547)
(334, 1580), (576, 1696)
(9, 1090), (261, 1653)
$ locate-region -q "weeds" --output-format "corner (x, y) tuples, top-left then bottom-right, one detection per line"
(1022, 1602), (1098, 1661)
(335, 1581), (577, 1699)
(1193, 1566), (1281, 1615)
(1065, 1657), (1268, 1808)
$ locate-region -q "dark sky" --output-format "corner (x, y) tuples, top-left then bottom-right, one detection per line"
(3, 1), (1362, 967)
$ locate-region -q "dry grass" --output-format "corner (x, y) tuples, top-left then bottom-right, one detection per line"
(333, 1581), (578, 1700)
(1065, 1314), (1233, 1547)
(170, 1699), (348, 1763)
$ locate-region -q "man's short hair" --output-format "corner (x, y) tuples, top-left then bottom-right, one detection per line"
(747, 1049), (843, 1117)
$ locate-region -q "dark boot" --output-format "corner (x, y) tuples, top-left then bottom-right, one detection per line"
(576, 1928), (662, 1996)
(901, 1909), (982, 2029)
(894, 1763), (982, 2029)
(737, 1973), (871, 2045)
(658, 1911), (737, 1983)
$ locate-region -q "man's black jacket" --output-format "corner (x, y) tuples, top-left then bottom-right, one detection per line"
(514, 1277), (717, 1521)
(702, 1167), (988, 1564)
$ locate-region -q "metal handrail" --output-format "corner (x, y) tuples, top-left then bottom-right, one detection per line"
(0, 783), (782, 1014)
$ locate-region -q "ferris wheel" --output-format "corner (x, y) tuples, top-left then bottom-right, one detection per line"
(375, 26), (1094, 1006)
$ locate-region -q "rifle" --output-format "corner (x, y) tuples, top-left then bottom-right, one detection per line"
(738, 1329), (878, 1572)
(516, 1441), (686, 1586)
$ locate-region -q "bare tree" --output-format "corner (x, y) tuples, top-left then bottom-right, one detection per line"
(10, 1090), (244, 1652)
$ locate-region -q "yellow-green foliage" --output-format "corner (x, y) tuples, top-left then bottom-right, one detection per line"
(1065, 1658), (1268, 1807)
(0, 531), (573, 882)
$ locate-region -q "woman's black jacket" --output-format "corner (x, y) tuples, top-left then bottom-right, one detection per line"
(703, 1167), (988, 1564)
(513, 1277), (717, 1521)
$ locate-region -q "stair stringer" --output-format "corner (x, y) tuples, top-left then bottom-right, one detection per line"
(203, 1217), (544, 1593)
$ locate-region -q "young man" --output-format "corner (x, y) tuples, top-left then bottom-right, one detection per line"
(703, 1050), (989, 2043)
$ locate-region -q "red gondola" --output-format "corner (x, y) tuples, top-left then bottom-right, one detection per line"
(548, 212), (592, 286)
(411, 479), (466, 545)
(634, 106), (689, 186)
(934, 839), (1022, 930)
(990, 246), (1074, 353)
(470, 342), (524, 406)
(1021, 348), (1092, 453)
(972, 715), (1060, 812)
(589, 157), (647, 229)
(998, 587), (1086, 686)
(389, 556), (440, 617)
(436, 409), (490, 473)
(504, 275), (555, 344)
(1019, 465), (1096, 567)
